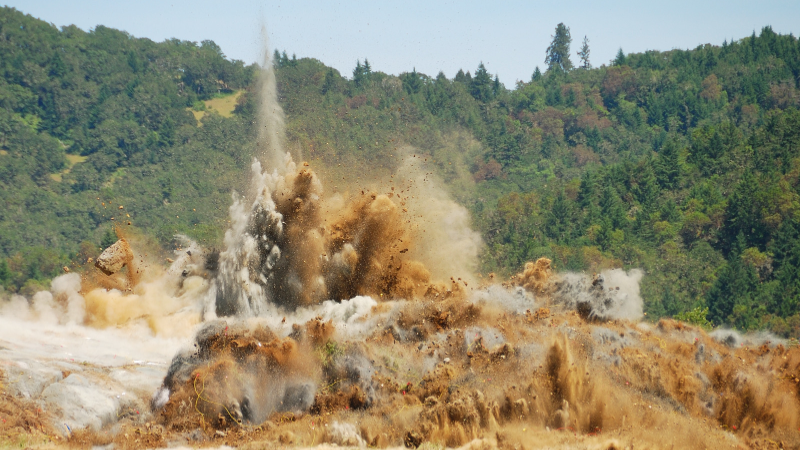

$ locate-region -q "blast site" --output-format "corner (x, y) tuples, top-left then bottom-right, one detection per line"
(2, 22), (800, 450)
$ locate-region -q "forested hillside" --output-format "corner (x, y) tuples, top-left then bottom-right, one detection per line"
(2, 7), (800, 336)
(0, 7), (258, 295)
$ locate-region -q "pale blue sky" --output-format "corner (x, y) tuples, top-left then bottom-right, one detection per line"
(5, 1), (800, 84)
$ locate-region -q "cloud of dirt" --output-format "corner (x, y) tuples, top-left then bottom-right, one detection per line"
(469, 284), (535, 314)
(515, 257), (553, 294)
(550, 268), (644, 321)
(393, 152), (483, 285)
(709, 328), (784, 348)
(156, 319), (319, 429)
(210, 155), (436, 317)
(325, 421), (366, 447)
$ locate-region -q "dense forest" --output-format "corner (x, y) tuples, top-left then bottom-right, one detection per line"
(1, 7), (799, 337)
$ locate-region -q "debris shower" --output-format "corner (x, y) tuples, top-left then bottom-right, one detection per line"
(1, 51), (799, 450)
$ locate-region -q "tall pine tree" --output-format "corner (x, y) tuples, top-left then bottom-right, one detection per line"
(613, 48), (627, 66)
(577, 35), (591, 69)
(471, 63), (494, 101)
(706, 233), (760, 327)
(545, 23), (573, 72)
(654, 139), (681, 189)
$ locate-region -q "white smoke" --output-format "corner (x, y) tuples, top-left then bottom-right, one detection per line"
(326, 421), (367, 447)
(469, 284), (535, 314)
(32, 290), (59, 325)
(257, 28), (286, 172)
(551, 268), (644, 321)
(52, 272), (85, 324)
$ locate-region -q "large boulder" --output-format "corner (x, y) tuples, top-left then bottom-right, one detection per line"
(40, 373), (120, 432)
(94, 239), (133, 275)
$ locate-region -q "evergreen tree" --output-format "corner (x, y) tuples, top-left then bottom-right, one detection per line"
(633, 208), (655, 243)
(633, 161), (659, 212)
(100, 227), (117, 249)
(704, 47), (717, 70)
(545, 190), (574, 242)
(353, 60), (366, 88)
(577, 35), (591, 69)
(659, 199), (681, 223)
(471, 63), (494, 101)
(662, 287), (682, 316)
(721, 170), (766, 252)
(454, 69), (468, 84)
(577, 170), (599, 209)
(532, 66), (542, 81)
(770, 219), (800, 317)
(0, 258), (9, 287)
(706, 233), (760, 327)
(613, 48), (627, 66)
(321, 68), (338, 95)
(599, 186), (627, 230)
(403, 68), (422, 94)
(654, 139), (681, 189)
(545, 23), (573, 72)
(596, 219), (616, 251)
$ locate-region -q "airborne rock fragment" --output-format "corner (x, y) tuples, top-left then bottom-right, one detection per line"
(94, 239), (133, 275)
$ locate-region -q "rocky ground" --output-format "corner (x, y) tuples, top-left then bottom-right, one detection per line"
(2, 269), (799, 450)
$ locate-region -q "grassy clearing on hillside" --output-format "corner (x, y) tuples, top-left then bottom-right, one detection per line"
(188, 90), (243, 125)
(49, 154), (87, 182)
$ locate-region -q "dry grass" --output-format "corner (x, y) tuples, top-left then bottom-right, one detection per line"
(0, 370), (59, 449)
(49, 154), (87, 182)
(189, 90), (243, 125)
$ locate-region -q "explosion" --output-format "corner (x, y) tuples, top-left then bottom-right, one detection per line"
(211, 155), (436, 317)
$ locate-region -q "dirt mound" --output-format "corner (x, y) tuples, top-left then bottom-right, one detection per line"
(143, 278), (800, 449)
(156, 320), (319, 431)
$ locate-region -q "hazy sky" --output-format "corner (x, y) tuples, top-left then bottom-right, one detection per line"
(5, 1), (800, 84)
